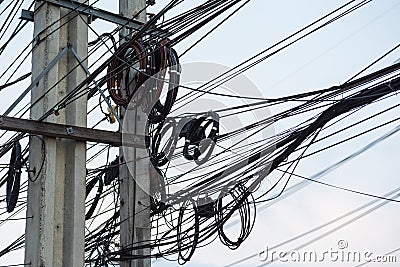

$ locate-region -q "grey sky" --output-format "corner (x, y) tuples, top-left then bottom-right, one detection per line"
(0, 0), (399, 266)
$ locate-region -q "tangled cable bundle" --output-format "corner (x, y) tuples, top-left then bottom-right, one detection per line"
(177, 198), (199, 264)
(150, 117), (178, 167)
(106, 39), (180, 125)
(1, 135), (44, 213)
(147, 44), (181, 124)
(215, 183), (255, 250)
(150, 165), (168, 216)
(2, 1), (400, 266)
(107, 39), (147, 108)
(85, 158), (121, 221)
(149, 110), (219, 169)
(104, 157), (119, 186)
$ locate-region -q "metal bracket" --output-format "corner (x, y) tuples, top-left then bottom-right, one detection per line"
(20, 9), (34, 22)
(41, 0), (166, 36)
(69, 45), (123, 127)
(66, 127), (74, 135)
(3, 46), (69, 117)
(0, 115), (147, 148)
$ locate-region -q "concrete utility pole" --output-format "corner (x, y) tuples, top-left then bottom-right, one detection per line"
(119, 1), (151, 267)
(25, 1), (88, 266)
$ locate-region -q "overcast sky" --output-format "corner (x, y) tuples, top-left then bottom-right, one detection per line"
(1, 1), (400, 266)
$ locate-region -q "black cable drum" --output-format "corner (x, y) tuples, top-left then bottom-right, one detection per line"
(6, 141), (22, 213)
(182, 111), (219, 165)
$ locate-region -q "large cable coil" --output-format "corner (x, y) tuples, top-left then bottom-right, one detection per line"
(6, 141), (22, 213)
(106, 39), (180, 125)
(107, 40), (147, 108)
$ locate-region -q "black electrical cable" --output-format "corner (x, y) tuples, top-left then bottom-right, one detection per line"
(216, 182), (255, 250)
(0, 1), (14, 17)
(0, 72), (31, 91)
(88, 32), (118, 52)
(176, 199), (199, 264)
(83, 1), (400, 263)
(0, 20), (29, 56)
(107, 39), (147, 107)
(165, 75), (400, 211)
(226, 186), (400, 267)
(85, 173), (104, 220)
(6, 140), (22, 213)
(0, 0), (189, 262)
(103, 156), (119, 186)
(172, 0), (370, 110)
(150, 117), (178, 167)
(0, 0), (22, 38)
(206, 81), (400, 244)
(179, 0), (250, 57)
(0, 234), (25, 258)
(147, 44), (181, 124)
(278, 168), (400, 203)
(0, 0), (390, 264)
